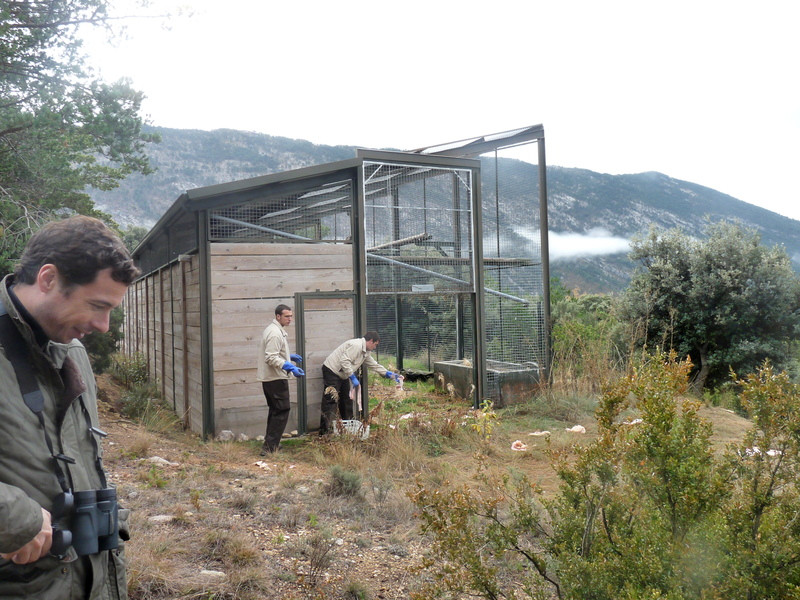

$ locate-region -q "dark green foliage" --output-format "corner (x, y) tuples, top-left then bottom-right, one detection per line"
(0, 1), (158, 274)
(712, 364), (800, 599)
(82, 306), (124, 374)
(624, 222), (800, 390)
(110, 352), (149, 389)
(120, 225), (149, 252)
(551, 284), (629, 391)
(412, 354), (800, 599)
(117, 381), (161, 421)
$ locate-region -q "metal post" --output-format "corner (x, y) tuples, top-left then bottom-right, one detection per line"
(537, 137), (552, 385)
(198, 211), (215, 439)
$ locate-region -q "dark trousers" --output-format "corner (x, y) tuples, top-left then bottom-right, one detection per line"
(319, 365), (354, 434)
(262, 379), (291, 452)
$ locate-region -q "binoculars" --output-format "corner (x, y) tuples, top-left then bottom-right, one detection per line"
(51, 488), (119, 557)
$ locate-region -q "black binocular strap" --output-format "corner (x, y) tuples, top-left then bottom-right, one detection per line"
(76, 389), (108, 490)
(0, 302), (73, 494)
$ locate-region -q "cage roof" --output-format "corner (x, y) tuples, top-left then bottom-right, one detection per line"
(410, 124), (544, 157)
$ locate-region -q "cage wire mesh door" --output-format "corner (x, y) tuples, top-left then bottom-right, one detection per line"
(362, 160), (477, 397)
(479, 148), (547, 404)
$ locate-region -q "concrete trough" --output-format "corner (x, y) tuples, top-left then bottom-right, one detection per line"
(433, 359), (542, 407)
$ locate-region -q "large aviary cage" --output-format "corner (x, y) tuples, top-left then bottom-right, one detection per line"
(123, 127), (549, 439)
(362, 157), (479, 376)
(414, 126), (550, 407)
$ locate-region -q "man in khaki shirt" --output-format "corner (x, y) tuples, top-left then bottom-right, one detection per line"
(319, 331), (401, 433)
(257, 304), (304, 454)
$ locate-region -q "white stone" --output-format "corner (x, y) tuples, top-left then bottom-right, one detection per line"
(199, 569), (227, 580)
(216, 430), (235, 442)
(149, 515), (174, 523)
(147, 456), (179, 466)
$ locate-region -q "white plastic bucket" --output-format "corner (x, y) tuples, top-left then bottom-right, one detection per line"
(333, 419), (370, 440)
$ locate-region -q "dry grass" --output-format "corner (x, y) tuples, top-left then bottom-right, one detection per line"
(100, 375), (754, 600)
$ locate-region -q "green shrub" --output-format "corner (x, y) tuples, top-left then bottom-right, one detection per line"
(110, 352), (149, 388)
(327, 465), (362, 497)
(83, 307), (124, 374)
(411, 353), (800, 599)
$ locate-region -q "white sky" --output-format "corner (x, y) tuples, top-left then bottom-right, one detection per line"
(81, 0), (800, 221)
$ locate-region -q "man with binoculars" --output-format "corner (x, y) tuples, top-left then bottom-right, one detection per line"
(0, 216), (139, 599)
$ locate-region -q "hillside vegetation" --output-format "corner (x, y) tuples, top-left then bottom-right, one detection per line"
(102, 359), (755, 600)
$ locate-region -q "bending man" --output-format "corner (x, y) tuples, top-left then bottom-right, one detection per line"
(319, 331), (400, 434)
(0, 216), (138, 599)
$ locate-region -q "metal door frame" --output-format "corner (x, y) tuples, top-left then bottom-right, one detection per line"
(294, 290), (359, 434)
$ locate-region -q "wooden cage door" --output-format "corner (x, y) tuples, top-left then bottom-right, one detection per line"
(294, 292), (357, 434)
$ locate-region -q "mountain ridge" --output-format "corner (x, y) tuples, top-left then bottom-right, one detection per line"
(90, 126), (800, 293)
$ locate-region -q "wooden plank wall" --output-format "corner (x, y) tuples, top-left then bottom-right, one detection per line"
(121, 255), (203, 435)
(209, 242), (354, 438)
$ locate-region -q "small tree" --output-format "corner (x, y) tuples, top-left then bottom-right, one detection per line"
(412, 353), (800, 599)
(712, 364), (800, 598)
(624, 222), (800, 391)
(0, 1), (159, 274)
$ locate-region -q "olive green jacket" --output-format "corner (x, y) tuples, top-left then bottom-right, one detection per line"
(0, 275), (128, 599)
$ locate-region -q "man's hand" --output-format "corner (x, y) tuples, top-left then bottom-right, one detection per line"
(281, 361), (304, 377)
(0, 507), (53, 564)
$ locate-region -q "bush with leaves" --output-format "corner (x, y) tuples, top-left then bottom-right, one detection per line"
(624, 222), (800, 391)
(412, 353), (800, 599)
(711, 364), (800, 599)
(550, 283), (629, 393)
(82, 306), (124, 373)
(0, 1), (159, 274)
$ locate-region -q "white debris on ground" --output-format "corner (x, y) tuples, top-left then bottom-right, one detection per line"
(744, 447), (783, 457)
(529, 430), (551, 437)
(147, 456), (179, 467)
(565, 424), (586, 434)
(511, 440), (528, 451)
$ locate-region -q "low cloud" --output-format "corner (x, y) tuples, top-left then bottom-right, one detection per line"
(549, 229), (630, 260)
(510, 227), (630, 261)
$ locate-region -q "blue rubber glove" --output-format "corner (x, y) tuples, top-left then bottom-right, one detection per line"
(290, 353), (302, 364)
(384, 371), (400, 382)
(282, 362), (305, 377)
(349, 374), (359, 387)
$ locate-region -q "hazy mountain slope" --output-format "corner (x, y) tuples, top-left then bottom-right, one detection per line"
(91, 127), (355, 227)
(482, 160), (800, 292)
(90, 127), (800, 293)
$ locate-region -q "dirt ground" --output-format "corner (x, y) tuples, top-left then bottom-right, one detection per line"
(96, 374), (468, 599)
(95, 374), (753, 600)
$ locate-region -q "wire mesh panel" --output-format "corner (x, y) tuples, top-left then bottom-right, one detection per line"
(362, 161), (476, 371)
(366, 294), (475, 372)
(480, 147), (547, 377)
(208, 179), (354, 242)
(363, 161), (474, 294)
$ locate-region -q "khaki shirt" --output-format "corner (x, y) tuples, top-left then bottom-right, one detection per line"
(322, 337), (388, 380)
(257, 319), (290, 382)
